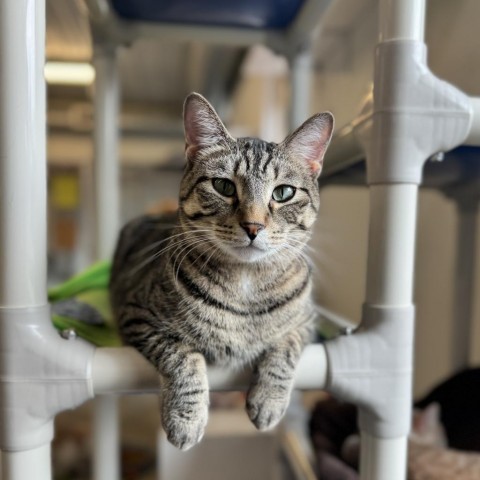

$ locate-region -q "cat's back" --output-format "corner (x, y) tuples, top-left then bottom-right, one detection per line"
(409, 444), (480, 480)
(416, 368), (480, 451)
(110, 212), (178, 309)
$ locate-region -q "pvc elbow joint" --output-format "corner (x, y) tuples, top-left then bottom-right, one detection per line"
(0, 305), (94, 451)
(325, 304), (414, 439)
(361, 40), (473, 186)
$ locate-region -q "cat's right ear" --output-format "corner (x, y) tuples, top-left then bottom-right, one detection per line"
(183, 93), (234, 161)
(282, 112), (334, 178)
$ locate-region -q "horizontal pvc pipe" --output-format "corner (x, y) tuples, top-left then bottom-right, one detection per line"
(0, 0), (47, 307)
(1, 444), (51, 480)
(132, 23), (277, 49)
(360, 432), (407, 480)
(366, 185), (418, 306)
(92, 344), (328, 395)
(379, 0), (425, 42)
(465, 97), (480, 146)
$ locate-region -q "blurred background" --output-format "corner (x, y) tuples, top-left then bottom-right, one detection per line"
(45, 0), (480, 478)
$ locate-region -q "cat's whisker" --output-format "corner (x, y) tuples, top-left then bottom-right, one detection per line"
(287, 237), (328, 265)
(280, 243), (314, 270)
(129, 234), (212, 277)
(133, 229), (213, 259)
(199, 244), (221, 272)
(171, 237), (215, 283)
(136, 237), (203, 272)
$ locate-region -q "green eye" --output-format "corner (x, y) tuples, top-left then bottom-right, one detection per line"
(212, 178), (236, 197)
(272, 185), (296, 202)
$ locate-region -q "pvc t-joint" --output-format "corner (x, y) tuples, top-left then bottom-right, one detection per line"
(0, 305), (94, 451)
(368, 40), (472, 185)
(325, 304), (414, 438)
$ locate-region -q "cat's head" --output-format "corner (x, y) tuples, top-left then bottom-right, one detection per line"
(179, 92), (334, 264)
(411, 403), (448, 448)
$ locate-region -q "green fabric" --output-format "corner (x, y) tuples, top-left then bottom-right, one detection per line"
(48, 260), (111, 302)
(48, 261), (122, 347)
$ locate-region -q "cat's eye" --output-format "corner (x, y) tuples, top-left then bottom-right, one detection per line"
(272, 185), (296, 202)
(212, 178), (236, 197)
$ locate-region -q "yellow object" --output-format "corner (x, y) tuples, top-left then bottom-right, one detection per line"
(50, 173), (79, 210)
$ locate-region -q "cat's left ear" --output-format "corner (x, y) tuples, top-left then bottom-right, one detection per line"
(282, 112), (334, 178)
(183, 92), (234, 161)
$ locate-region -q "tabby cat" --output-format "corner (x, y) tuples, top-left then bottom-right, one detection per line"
(110, 93), (334, 450)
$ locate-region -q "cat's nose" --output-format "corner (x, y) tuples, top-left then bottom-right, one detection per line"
(240, 222), (265, 241)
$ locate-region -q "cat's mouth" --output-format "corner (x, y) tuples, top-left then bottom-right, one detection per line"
(227, 244), (269, 263)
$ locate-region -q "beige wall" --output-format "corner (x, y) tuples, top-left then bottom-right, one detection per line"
(313, 185), (478, 398)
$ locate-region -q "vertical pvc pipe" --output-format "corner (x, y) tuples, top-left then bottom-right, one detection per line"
(0, 0), (47, 308)
(2, 445), (52, 480)
(92, 45), (121, 480)
(0, 1), (52, 478)
(360, 186), (417, 480)
(360, 433), (407, 480)
(451, 199), (479, 370)
(378, 0), (425, 42)
(93, 395), (120, 480)
(360, 1), (426, 478)
(365, 185), (418, 306)
(93, 46), (121, 261)
(289, 48), (312, 131)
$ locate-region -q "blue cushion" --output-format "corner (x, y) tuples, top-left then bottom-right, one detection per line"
(111, 0), (305, 29)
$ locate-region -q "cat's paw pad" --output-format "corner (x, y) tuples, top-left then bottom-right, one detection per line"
(246, 388), (289, 431)
(163, 406), (208, 451)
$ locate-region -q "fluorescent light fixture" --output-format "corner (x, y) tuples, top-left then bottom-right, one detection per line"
(44, 61), (95, 86)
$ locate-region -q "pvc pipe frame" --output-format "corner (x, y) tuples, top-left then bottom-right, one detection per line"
(0, 1), (51, 479)
(0, 1), (478, 480)
(92, 46), (121, 480)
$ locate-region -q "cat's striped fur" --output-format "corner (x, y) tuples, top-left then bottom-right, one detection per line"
(110, 93), (334, 450)
(408, 444), (480, 480)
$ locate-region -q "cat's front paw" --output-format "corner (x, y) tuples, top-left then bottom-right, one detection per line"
(246, 386), (290, 431)
(162, 393), (209, 450)
(162, 404), (208, 451)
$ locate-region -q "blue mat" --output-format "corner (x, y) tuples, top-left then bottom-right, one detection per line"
(111, 0), (305, 29)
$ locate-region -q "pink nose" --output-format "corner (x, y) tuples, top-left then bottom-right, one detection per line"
(240, 222), (265, 241)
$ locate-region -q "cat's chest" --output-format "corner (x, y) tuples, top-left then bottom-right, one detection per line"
(238, 272), (256, 298)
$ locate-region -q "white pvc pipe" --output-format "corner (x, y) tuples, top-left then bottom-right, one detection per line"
(465, 97), (480, 146)
(289, 48), (312, 131)
(93, 396), (120, 480)
(0, 0), (53, 476)
(366, 185), (418, 306)
(0, 0), (47, 308)
(359, 187), (418, 480)
(92, 45), (122, 480)
(360, 4), (426, 473)
(93, 46), (121, 260)
(378, 0), (426, 42)
(1, 444), (51, 480)
(91, 344), (329, 395)
(360, 433), (407, 480)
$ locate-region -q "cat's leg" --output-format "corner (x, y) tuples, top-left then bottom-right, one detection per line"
(119, 314), (209, 450)
(247, 329), (305, 431)
(159, 347), (210, 451)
